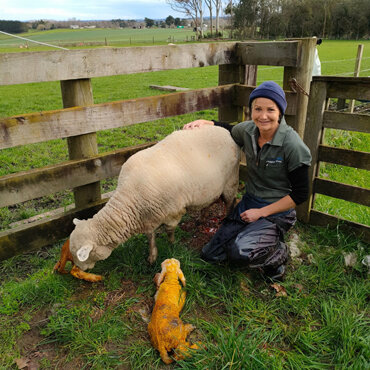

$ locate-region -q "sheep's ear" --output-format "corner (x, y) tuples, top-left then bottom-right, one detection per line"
(76, 245), (93, 262)
(73, 218), (82, 226)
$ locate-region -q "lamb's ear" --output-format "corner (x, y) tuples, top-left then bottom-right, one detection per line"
(76, 245), (93, 262)
(73, 218), (82, 226)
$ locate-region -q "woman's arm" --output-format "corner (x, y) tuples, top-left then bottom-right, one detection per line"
(240, 165), (309, 223)
(240, 195), (296, 223)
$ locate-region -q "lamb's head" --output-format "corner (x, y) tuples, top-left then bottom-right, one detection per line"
(69, 218), (113, 271)
(154, 258), (186, 288)
(161, 258), (181, 274)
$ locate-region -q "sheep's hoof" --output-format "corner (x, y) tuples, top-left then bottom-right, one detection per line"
(148, 250), (158, 265)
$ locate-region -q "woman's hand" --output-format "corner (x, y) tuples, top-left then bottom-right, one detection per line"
(240, 208), (265, 223)
(183, 119), (214, 130)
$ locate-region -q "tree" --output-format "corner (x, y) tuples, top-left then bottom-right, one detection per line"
(204, 0), (213, 36)
(165, 15), (175, 26)
(112, 19), (128, 28)
(212, 0), (222, 34)
(232, 0), (259, 38)
(145, 17), (155, 28)
(166, 0), (204, 37)
(0, 20), (27, 33)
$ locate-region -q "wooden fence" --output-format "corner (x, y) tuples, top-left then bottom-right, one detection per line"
(0, 38), (317, 261)
(299, 76), (370, 242)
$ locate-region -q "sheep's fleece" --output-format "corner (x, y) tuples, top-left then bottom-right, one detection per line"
(70, 126), (240, 271)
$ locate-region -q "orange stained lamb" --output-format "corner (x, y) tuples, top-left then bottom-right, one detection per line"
(54, 239), (103, 282)
(148, 258), (199, 364)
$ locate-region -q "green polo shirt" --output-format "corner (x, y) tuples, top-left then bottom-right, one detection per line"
(231, 118), (311, 203)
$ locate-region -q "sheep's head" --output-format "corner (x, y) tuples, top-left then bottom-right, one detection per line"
(69, 218), (113, 271)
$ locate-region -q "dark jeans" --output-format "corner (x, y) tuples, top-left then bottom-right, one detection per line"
(201, 193), (296, 273)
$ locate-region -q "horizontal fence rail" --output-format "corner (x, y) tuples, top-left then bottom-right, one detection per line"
(309, 210), (370, 242)
(0, 199), (108, 261)
(0, 143), (154, 208)
(323, 111), (370, 132)
(0, 84), (234, 149)
(314, 76), (370, 100)
(314, 178), (370, 207)
(0, 41), (299, 86)
(236, 41), (298, 67)
(318, 145), (370, 170)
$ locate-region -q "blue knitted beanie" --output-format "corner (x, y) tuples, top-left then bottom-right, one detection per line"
(249, 81), (287, 115)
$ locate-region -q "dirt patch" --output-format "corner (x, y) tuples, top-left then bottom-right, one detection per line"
(15, 309), (61, 369)
(180, 199), (226, 251)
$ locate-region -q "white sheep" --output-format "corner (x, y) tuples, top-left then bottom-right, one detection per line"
(69, 126), (240, 271)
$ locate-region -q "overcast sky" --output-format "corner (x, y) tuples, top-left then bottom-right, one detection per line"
(1, 0), (185, 21)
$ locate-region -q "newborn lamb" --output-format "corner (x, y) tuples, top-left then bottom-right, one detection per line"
(148, 258), (198, 364)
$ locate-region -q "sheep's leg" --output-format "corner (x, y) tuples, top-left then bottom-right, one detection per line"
(166, 226), (176, 243)
(164, 210), (185, 243)
(147, 232), (158, 264)
(223, 196), (236, 217)
(222, 164), (240, 216)
(222, 187), (238, 217)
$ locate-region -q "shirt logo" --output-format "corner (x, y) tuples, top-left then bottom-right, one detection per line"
(266, 157), (284, 165)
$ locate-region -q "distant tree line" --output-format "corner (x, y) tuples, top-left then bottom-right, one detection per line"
(142, 16), (186, 28)
(0, 18), (190, 34)
(229, 0), (370, 40)
(0, 20), (28, 33)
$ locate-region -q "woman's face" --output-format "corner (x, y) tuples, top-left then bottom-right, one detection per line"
(251, 98), (280, 136)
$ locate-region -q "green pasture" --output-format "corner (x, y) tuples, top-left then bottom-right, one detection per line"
(0, 38), (369, 369)
(0, 27), (199, 51)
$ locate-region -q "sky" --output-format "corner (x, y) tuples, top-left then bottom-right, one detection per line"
(1, 0), (185, 21)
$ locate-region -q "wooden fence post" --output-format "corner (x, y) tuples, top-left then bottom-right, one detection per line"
(296, 80), (327, 222)
(218, 47), (257, 123)
(349, 44), (364, 113)
(283, 37), (317, 138)
(60, 79), (101, 209)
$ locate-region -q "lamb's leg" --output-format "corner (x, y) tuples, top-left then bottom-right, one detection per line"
(70, 265), (103, 282)
(54, 239), (72, 274)
(159, 345), (173, 364)
(185, 323), (195, 333)
(147, 232), (158, 264)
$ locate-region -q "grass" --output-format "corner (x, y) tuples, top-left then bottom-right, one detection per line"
(0, 225), (369, 368)
(0, 37), (369, 368)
